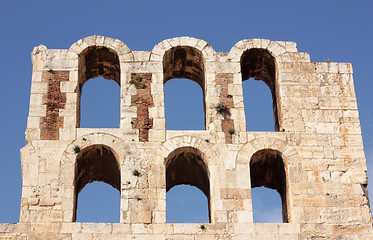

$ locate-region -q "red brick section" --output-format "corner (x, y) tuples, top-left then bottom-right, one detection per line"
(40, 70), (69, 140)
(216, 74), (235, 144)
(130, 73), (154, 142)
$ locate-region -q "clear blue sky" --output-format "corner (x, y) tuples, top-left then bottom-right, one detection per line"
(0, 0), (372, 223)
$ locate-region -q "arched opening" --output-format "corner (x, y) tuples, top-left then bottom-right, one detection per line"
(75, 182), (120, 223)
(80, 77), (120, 128)
(241, 49), (279, 131)
(242, 79), (274, 131)
(165, 147), (210, 222)
(166, 185), (209, 223)
(164, 79), (204, 130)
(74, 144), (120, 222)
(77, 46), (120, 128)
(250, 149), (288, 223)
(163, 46), (206, 129)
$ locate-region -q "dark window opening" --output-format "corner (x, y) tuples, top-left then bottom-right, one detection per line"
(241, 49), (279, 131)
(74, 145), (120, 222)
(163, 47), (206, 129)
(166, 147), (210, 222)
(250, 149), (288, 223)
(164, 79), (204, 130)
(77, 46), (120, 128)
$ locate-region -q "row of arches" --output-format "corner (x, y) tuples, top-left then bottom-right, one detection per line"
(73, 144), (288, 223)
(78, 45), (279, 131)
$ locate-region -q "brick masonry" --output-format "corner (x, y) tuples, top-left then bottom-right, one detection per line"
(216, 73), (235, 144)
(40, 70), (68, 140)
(130, 73), (154, 142)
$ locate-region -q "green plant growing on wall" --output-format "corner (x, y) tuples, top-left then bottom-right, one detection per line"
(133, 169), (141, 176)
(73, 145), (80, 154)
(48, 69), (54, 73)
(200, 224), (206, 230)
(228, 129), (235, 135)
(215, 104), (227, 114)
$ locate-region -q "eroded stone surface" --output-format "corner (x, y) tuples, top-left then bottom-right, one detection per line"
(3, 36), (372, 239)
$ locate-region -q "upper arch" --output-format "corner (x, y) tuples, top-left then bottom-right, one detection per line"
(228, 39), (295, 63)
(236, 137), (300, 167)
(68, 35), (134, 62)
(60, 133), (130, 185)
(151, 36), (217, 62)
(156, 135), (217, 166)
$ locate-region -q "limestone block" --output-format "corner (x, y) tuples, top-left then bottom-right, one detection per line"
(132, 52), (151, 62)
(29, 105), (46, 117)
(130, 211), (152, 224)
(31, 82), (48, 94)
(81, 223), (111, 234)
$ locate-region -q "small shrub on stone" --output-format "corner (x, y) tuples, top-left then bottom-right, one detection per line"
(73, 145), (80, 154)
(133, 169), (141, 176)
(215, 104), (227, 113)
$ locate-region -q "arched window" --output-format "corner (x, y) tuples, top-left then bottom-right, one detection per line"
(166, 147), (210, 222)
(240, 49), (279, 131)
(78, 46), (120, 128)
(250, 149), (288, 223)
(74, 145), (120, 222)
(163, 47), (206, 130)
(80, 77), (120, 128)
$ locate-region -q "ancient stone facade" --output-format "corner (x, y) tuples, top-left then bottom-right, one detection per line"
(0, 36), (372, 239)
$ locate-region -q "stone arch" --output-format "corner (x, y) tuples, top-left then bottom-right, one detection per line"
(151, 37), (217, 64)
(228, 39), (290, 63)
(165, 146), (210, 197)
(73, 144), (121, 221)
(153, 37), (216, 129)
(250, 148), (287, 222)
(59, 133), (130, 222)
(156, 136), (217, 222)
(227, 39), (289, 131)
(236, 137), (301, 222)
(159, 136), (215, 222)
(68, 36), (130, 128)
(68, 35), (133, 62)
(240, 47), (280, 131)
(156, 136), (216, 166)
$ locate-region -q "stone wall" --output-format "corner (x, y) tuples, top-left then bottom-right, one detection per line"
(1, 36), (372, 239)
